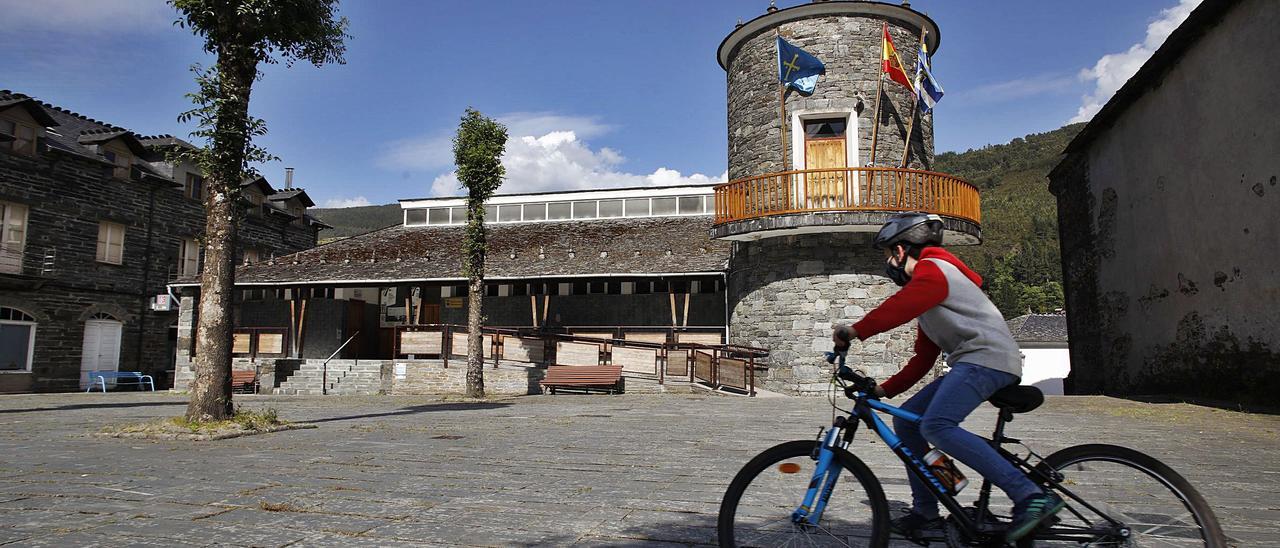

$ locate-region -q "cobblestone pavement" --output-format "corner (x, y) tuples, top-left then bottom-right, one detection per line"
(0, 392), (1276, 547)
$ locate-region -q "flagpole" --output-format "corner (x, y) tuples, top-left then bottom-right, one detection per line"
(868, 21), (887, 167)
(900, 28), (928, 168)
(776, 29), (788, 173)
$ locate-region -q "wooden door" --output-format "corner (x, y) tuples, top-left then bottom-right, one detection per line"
(344, 300), (364, 358)
(803, 118), (848, 208)
(80, 319), (122, 389)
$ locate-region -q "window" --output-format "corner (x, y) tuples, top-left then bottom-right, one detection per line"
(0, 307), (36, 372)
(524, 203), (546, 221)
(0, 202), (29, 275)
(498, 204), (521, 223)
(624, 198), (650, 217)
(427, 208), (450, 225)
(651, 197), (677, 215)
(96, 221), (125, 264)
(184, 173), (205, 201)
(678, 196), (704, 214)
(572, 201), (597, 219)
(244, 192), (264, 216)
(242, 248), (260, 265)
(0, 119), (37, 157)
(406, 209), (429, 226)
(804, 118), (847, 138)
(178, 238), (200, 276)
(450, 207), (466, 223)
(102, 146), (132, 179)
(547, 202), (571, 220)
(599, 200), (623, 218)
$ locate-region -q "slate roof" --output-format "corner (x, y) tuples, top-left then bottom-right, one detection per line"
(1005, 313), (1069, 344)
(176, 216), (731, 286)
(138, 134), (198, 150)
(268, 188), (316, 208)
(2, 88), (163, 179)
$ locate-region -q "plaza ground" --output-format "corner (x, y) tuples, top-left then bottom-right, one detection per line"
(0, 392), (1276, 546)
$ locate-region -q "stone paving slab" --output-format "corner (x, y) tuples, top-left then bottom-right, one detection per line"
(0, 392), (1277, 546)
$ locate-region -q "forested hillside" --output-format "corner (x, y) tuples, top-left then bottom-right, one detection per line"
(939, 123), (1084, 317)
(310, 203), (401, 240)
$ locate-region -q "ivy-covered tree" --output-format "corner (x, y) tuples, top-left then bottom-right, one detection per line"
(170, 0), (349, 421)
(452, 109), (508, 398)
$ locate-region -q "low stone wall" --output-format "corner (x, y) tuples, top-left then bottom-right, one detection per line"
(391, 361), (543, 396)
(171, 356), (281, 394)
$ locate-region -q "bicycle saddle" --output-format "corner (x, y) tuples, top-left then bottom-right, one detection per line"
(987, 385), (1043, 413)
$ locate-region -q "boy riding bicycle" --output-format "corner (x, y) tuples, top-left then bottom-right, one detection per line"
(831, 212), (1063, 543)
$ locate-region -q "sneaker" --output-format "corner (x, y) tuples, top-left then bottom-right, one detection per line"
(890, 511), (943, 540)
(1006, 492), (1066, 542)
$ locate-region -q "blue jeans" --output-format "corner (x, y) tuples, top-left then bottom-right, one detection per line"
(893, 362), (1043, 518)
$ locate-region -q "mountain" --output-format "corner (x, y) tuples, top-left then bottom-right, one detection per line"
(310, 203), (402, 241)
(308, 123), (1084, 317)
(939, 123), (1085, 317)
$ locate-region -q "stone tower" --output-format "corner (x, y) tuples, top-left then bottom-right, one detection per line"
(712, 1), (982, 394)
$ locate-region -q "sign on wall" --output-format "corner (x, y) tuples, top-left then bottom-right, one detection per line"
(444, 297), (465, 309)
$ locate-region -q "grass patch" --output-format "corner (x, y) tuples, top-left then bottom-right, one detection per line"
(97, 407), (315, 441)
(259, 501), (303, 513)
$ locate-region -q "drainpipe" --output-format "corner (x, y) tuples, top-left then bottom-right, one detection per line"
(136, 183), (158, 374)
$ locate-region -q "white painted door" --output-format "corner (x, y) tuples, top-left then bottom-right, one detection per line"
(81, 319), (123, 389)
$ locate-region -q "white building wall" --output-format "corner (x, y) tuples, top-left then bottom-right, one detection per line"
(1019, 347), (1071, 395)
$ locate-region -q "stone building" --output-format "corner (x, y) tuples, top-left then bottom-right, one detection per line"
(713, 1), (981, 392)
(1048, 0), (1278, 405)
(0, 90), (328, 393)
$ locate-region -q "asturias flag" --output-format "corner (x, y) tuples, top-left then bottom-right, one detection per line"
(913, 39), (945, 113)
(777, 37), (825, 94)
(881, 23), (912, 89)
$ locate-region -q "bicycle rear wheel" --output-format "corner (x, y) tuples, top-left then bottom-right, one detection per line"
(1037, 444), (1227, 547)
(718, 440), (890, 547)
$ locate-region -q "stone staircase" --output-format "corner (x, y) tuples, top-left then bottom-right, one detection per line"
(274, 361), (383, 395)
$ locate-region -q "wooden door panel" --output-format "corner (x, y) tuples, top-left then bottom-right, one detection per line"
(805, 139), (846, 206)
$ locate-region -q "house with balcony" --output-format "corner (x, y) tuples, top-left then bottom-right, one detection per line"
(0, 89), (328, 393)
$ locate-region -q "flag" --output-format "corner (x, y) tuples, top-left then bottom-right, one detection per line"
(776, 37), (825, 94)
(881, 23), (912, 89)
(914, 39), (945, 113)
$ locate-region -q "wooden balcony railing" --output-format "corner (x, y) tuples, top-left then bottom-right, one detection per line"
(712, 167), (980, 225)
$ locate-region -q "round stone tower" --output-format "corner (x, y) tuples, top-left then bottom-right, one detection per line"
(713, 1), (982, 394)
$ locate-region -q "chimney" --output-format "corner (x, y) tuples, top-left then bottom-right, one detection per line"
(285, 167), (294, 189)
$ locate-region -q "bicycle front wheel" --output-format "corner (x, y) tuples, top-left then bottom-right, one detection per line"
(718, 440), (890, 547)
(1038, 444), (1228, 547)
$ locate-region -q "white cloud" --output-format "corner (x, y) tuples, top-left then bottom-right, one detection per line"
(1071, 0), (1202, 123)
(959, 73), (1076, 102)
(0, 0), (173, 33)
(378, 113), (724, 197)
(323, 196), (372, 209)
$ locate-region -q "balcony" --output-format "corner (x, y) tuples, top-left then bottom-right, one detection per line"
(710, 167), (982, 243)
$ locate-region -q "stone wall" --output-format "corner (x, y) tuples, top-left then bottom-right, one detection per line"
(390, 361), (542, 396)
(728, 232), (938, 394)
(726, 12), (933, 181)
(1048, 0), (1279, 406)
(0, 136), (319, 392)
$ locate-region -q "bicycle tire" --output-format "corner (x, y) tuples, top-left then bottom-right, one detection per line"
(1039, 443), (1228, 547)
(718, 440), (891, 547)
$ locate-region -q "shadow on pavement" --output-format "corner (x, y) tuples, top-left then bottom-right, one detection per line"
(0, 400), (186, 414)
(297, 402), (513, 424)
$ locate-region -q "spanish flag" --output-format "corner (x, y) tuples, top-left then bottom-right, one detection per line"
(881, 22), (912, 89)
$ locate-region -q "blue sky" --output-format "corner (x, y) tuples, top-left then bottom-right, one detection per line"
(0, 0), (1199, 207)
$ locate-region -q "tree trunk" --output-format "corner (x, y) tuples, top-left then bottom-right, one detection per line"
(185, 53), (258, 422)
(466, 276), (485, 398)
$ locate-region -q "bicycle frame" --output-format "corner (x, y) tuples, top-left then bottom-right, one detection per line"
(792, 373), (1127, 544)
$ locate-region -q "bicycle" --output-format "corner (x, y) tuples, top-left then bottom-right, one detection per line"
(717, 352), (1228, 547)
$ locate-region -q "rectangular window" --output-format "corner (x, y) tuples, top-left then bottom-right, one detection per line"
(405, 209), (429, 225)
(498, 204), (522, 223)
(572, 281), (588, 295)
(607, 282), (622, 295)
(572, 201), (597, 219)
(103, 147), (131, 179)
(524, 203), (546, 221)
(96, 221), (125, 264)
(427, 208), (450, 225)
(242, 248), (260, 265)
(598, 200), (623, 218)
(678, 196), (704, 214)
(497, 284), (511, 297)
(0, 202), (29, 275)
(184, 173), (205, 201)
(651, 197), (677, 215)
(0, 119), (37, 157)
(621, 281), (635, 295)
(244, 192), (264, 216)
(450, 206), (466, 224)
(589, 281), (606, 294)
(624, 198), (650, 217)
(547, 202), (571, 220)
(178, 238), (200, 276)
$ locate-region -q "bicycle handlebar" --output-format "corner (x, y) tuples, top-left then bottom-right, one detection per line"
(823, 350), (878, 397)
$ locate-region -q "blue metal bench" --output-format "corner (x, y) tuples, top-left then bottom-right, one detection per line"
(85, 371), (155, 393)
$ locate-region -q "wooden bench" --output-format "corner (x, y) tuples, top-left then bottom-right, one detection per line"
(85, 371), (154, 393)
(231, 370), (259, 394)
(540, 365), (623, 395)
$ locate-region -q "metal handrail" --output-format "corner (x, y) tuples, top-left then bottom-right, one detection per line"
(712, 166), (980, 225)
(322, 330), (360, 396)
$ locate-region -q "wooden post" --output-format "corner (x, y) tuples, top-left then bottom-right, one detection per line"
(779, 83), (788, 171)
(669, 292), (677, 327)
(289, 298), (297, 357)
(529, 295), (538, 327)
(682, 293), (691, 327)
(868, 22), (888, 166)
(296, 298), (307, 358)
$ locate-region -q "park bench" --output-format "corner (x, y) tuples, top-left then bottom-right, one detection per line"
(540, 365), (623, 395)
(85, 371), (154, 393)
(231, 370), (259, 394)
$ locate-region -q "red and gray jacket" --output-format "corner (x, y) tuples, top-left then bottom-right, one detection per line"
(851, 247), (1021, 398)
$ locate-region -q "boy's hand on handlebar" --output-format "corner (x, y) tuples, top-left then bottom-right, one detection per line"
(831, 325), (857, 352)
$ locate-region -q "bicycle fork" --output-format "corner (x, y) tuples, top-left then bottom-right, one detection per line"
(791, 424), (848, 526)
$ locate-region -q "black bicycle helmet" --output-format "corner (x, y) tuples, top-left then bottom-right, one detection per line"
(872, 212), (944, 250)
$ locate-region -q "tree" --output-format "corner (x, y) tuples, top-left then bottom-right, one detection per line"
(170, 0), (349, 421)
(452, 109), (508, 398)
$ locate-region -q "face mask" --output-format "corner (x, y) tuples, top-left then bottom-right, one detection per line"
(884, 250), (911, 286)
